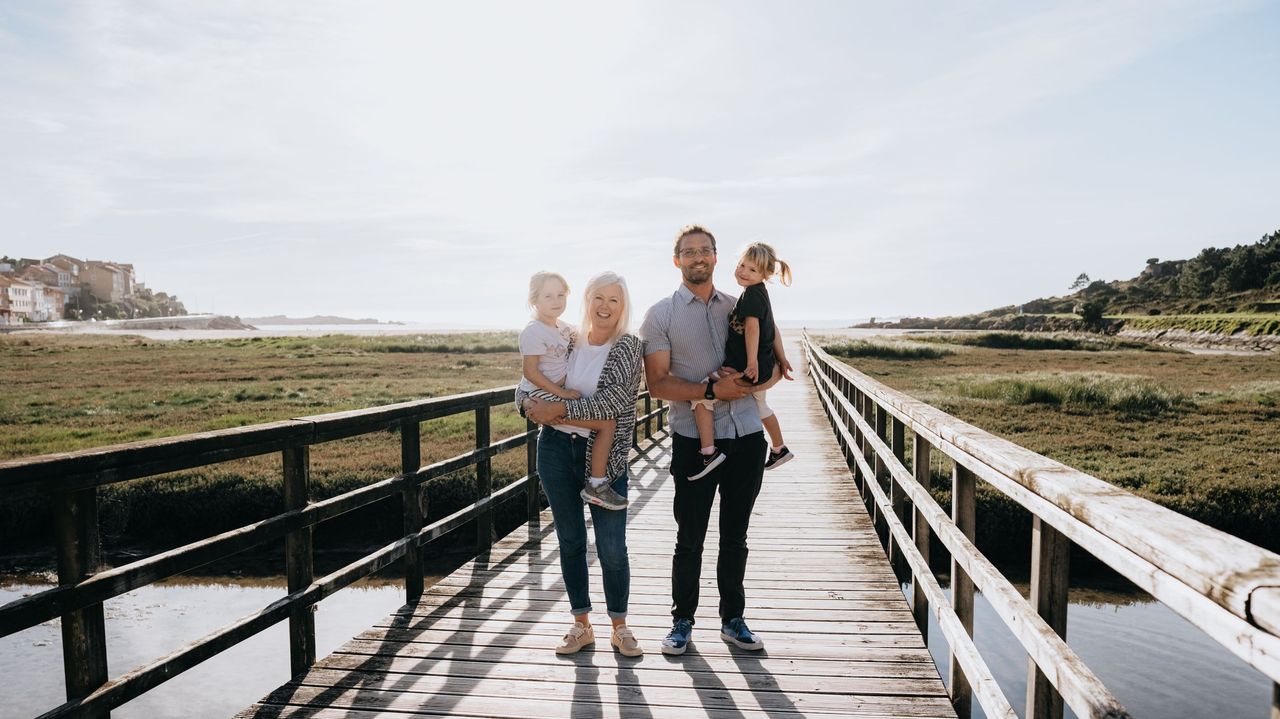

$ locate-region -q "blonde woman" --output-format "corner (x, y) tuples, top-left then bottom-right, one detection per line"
(524, 271), (644, 657)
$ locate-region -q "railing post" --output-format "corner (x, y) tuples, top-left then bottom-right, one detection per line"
(874, 404), (888, 481)
(862, 394), (878, 525)
(526, 418), (541, 521)
(282, 445), (315, 676)
(53, 487), (108, 718)
(890, 416), (907, 579)
(1027, 516), (1070, 719)
(912, 435), (932, 639)
(1272, 682), (1279, 719)
(401, 420), (424, 605)
(476, 405), (493, 551)
(950, 464), (976, 718)
(644, 395), (653, 440)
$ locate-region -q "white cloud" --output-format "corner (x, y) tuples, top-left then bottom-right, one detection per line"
(0, 0), (1274, 326)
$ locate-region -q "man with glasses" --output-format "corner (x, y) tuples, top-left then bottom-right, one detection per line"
(639, 224), (769, 655)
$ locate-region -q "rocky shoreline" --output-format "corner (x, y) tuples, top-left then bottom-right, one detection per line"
(1, 314), (255, 333)
(1117, 327), (1280, 352)
(857, 315), (1278, 353)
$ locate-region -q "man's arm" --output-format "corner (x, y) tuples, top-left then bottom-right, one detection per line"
(644, 350), (751, 403)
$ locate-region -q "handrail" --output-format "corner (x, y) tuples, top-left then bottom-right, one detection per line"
(802, 332), (1280, 719)
(1, 385), (670, 719)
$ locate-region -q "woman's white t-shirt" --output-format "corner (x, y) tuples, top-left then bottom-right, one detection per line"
(553, 339), (613, 438)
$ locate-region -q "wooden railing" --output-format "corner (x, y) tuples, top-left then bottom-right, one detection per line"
(802, 333), (1280, 719)
(0, 387), (668, 719)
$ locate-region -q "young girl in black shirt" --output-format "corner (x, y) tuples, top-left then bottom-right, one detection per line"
(689, 242), (795, 479)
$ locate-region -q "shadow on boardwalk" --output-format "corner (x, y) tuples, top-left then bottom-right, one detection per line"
(236, 360), (955, 718)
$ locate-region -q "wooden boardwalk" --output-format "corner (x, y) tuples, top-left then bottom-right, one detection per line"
(235, 346), (955, 719)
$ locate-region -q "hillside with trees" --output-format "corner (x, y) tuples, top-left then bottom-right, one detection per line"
(874, 229), (1280, 334)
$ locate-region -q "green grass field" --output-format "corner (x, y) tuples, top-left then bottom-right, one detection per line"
(816, 333), (1280, 552)
(1, 332), (539, 550)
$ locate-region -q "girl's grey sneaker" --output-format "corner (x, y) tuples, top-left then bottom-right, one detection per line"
(661, 618), (694, 655)
(721, 617), (764, 650)
(581, 482), (628, 511)
(688, 449), (727, 480)
(764, 446), (794, 470)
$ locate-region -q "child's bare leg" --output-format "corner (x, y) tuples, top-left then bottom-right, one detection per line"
(563, 417), (627, 510)
(761, 412), (785, 450)
(753, 363), (784, 392)
(586, 419), (615, 480)
(693, 402), (717, 454)
(558, 416), (616, 478)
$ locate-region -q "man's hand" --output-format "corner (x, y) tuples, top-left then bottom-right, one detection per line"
(778, 357), (795, 381)
(525, 397), (567, 425)
(712, 371), (752, 401)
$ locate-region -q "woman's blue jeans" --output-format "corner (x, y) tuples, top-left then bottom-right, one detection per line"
(537, 426), (630, 618)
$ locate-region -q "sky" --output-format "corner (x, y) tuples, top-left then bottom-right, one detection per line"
(1, 1), (1277, 328)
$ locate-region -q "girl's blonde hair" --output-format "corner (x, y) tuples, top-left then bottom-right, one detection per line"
(580, 271), (631, 344)
(741, 242), (793, 286)
(527, 271), (569, 310)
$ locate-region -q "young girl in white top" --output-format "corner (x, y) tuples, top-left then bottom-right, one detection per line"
(519, 272), (626, 510)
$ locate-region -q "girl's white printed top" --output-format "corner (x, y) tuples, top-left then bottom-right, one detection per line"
(517, 319), (575, 394)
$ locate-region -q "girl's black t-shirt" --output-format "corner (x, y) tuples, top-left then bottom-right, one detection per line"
(724, 282), (775, 385)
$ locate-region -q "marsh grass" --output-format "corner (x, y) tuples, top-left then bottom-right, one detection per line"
(948, 372), (1186, 415)
(822, 340), (954, 360)
(832, 343), (1280, 552)
(914, 332), (1179, 352)
(0, 332), (537, 549)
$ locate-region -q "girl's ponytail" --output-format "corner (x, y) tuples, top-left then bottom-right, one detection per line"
(775, 258), (793, 287)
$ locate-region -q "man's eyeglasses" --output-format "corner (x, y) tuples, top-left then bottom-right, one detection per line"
(678, 247), (715, 259)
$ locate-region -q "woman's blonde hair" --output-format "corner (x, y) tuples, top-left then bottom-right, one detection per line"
(740, 242), (792, 286)
(527, 271), (569, 311)
(580, 271), (631, 343)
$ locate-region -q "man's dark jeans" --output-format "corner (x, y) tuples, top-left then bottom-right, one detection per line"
(669, 430), (767, 624)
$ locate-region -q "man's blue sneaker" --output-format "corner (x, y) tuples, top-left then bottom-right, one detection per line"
(661, 618), (694, 656)
(721, 617), (764, 650)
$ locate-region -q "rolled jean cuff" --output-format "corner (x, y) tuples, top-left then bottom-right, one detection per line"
(571, 604), (592, 617)
(607, 610), (627, 620)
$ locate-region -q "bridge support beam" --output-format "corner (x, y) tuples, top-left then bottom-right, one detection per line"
(1027, 516), (1070, 719)
(526, 419), (541, 521)
(283, 445), (315, 677)
(475, 406), (494, 551)
(950, 464), (976, 718)
(889, 417), (907, 580)
(912, 435), (932, 640)
(401, 420), (425, 605)
(54, 486), (109, 718)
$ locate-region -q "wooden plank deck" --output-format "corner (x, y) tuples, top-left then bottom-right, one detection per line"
(235, 343), (955, 719)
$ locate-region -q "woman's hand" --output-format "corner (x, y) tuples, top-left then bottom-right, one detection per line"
(778, 356), (795, 381)
(744, 362), (759, 381)
(525, 397), (567, 425)
(554, 387), (582, 400)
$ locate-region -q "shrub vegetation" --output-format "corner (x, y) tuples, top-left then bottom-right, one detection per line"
(826, 341), (1280, 553)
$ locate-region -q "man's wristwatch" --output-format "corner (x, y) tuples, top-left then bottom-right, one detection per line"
(704, 379), (717, 400)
